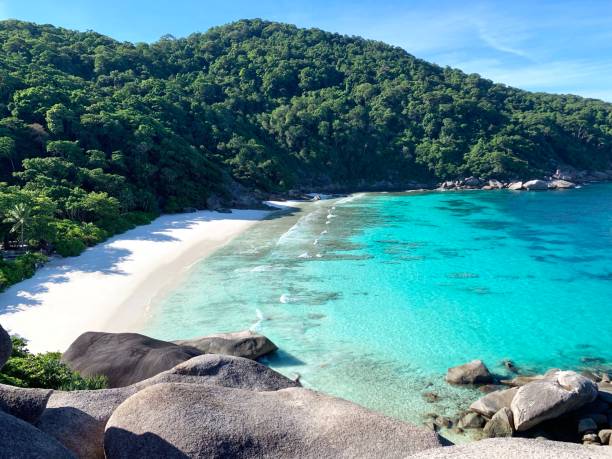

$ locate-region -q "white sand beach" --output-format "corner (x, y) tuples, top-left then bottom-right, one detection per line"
(0, 209), (271, 353)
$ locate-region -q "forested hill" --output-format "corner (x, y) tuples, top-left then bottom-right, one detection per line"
(0, 19), (612, 217)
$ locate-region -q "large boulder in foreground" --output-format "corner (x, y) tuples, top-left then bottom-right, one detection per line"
(61, 332), (201, 387)
(511, 370), (598, 431)
(0, 410), (75, 459)
(407, 437), (610, 459)
(173, 330), (277, 360)
(0, 324), (11, 369)
(135, 354), (298, 392)
(38, 354), (296, 458)
(446, 360), (493, 385)
(36, 387), (138, 459)
(470, 387), (518, 418)
(105, 383), (444, 458)
(0, 384), (52, 424)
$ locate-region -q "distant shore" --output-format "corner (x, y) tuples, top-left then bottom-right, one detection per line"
(0, 208), (272, 353)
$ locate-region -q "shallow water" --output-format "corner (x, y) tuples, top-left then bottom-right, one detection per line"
(144, 184), (612, 429)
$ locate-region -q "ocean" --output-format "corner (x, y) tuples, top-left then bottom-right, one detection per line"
(143, 184), (612, 430)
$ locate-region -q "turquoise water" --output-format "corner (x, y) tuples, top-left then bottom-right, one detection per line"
(144, 184), (612, 428)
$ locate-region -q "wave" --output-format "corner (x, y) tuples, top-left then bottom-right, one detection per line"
(335, 193), (366, 205)
(250, 308), (266, 331)
(279, 293), (291, 304)
(298, 252), (311, 259)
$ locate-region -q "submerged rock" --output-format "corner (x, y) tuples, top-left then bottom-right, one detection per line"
(172, 330), (277, 360)
(483, 407), (514, 438)
(61, 331), (202, 387)
(0, 384), (52, 424)
(0, 324), (11, 370)
(446, 360), (493, 385)
(470, 387), (518, 418)
(0, 410), (75, 458)
(407, 438), (611, 459)
(105, 383), (444, 458)
(511, 370), (598, 431)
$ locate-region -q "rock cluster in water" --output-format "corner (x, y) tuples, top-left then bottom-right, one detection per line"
(436, 168), (612, 191)
(439, 359), (612, 449)
(1, 324), (611, 457)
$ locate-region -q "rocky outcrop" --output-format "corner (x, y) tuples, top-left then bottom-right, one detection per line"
(0, 384), (52, 423)
(457, 412), (485, 429)
(36, 387), (138, 459)
(173, 330), (277, 360)
(523, 179), (549, 190)
(61, 332), (202, 387)
(0, 324), (11, 369)
(38, 354), (297, 458)
(446, 360), (493, 385)
(407, 438), (611, 458)
(548, 179), (576, 189)
(508, 181), (523, 190)
(511, 370), (598, 431)
(134, 354), (299, 392)
(470, 387), (518, 418)
(483, 407), (514, 438)
(105, 383), (444, 458)
(0, 410), (75, 458)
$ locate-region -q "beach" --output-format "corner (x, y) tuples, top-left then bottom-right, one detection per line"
(0, 209), (270, 353)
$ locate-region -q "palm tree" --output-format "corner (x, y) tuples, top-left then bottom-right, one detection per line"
(3, 203), (31, 249)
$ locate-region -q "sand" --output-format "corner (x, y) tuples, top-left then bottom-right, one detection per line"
(0, 209), (270, 353)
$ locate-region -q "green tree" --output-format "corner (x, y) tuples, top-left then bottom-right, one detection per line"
(3, 202), (31, 248)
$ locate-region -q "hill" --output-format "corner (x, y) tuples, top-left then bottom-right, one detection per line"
(0, 18), (611, 282)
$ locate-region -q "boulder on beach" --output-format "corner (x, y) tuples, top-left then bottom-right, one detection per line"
(104, 383), (444, 458)
(407, 437), (611, 459)
(508, 181), (523, 190)
(135, 353), (299, 392)
(173, 330), (277, 360)
(0, 384), (52, 424)
(37, 386), (137, 459)
(61, 331), (202, 387)
(511, 370), (598, 432)
(483, 407), (514, 438)
(0, 324), (11, 370)
(523, 179), (548, 190)
(446, 360), (493, 385)
(0, 410), (75, 459)
(470, 387), (518, 418)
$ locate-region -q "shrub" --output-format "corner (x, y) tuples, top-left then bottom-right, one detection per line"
(0, 336), (107, 390)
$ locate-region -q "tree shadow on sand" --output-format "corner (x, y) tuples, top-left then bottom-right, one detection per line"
(0, 206), (300, 312)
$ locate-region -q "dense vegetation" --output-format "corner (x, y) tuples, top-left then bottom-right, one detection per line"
(0, 18), (611, 288)
(0, 336), (106, 389)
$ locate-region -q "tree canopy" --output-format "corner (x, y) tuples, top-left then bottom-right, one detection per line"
(0, 19), (611, 287)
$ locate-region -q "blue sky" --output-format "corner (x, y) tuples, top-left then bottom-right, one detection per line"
(1, 0), (611, 101)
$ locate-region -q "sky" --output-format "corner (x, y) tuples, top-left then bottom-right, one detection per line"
(0, 0), (611, 101)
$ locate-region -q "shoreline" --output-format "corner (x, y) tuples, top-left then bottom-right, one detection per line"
(0, 208), (271, 353)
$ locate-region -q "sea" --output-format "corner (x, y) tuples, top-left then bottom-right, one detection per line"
(143, 183), (612, 434)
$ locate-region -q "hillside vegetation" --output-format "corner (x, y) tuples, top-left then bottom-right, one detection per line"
(0, 18), (611, 287)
